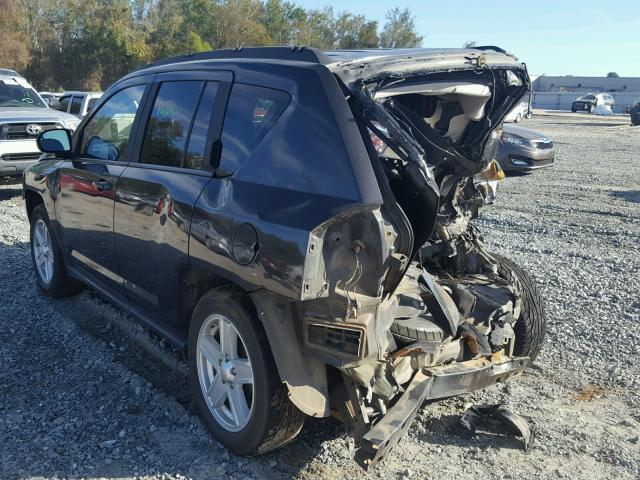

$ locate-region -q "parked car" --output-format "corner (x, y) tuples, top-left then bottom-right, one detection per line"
(0, 72), (80, 181)
(24, 47), (546, 467)
(496, 124), (554, 172)
(55, 91), (102, 118)
(571, 93), (614, 113)
(630, 98), (640, 126)
(503, 100), (529, 123)
(39, 91), (63, 108)
(0, 68), (21, 77)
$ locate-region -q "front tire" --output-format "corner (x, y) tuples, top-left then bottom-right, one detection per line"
(30, 205), (82, 297)
(188, 288), (305, 455)
(492, 254), (547, 362)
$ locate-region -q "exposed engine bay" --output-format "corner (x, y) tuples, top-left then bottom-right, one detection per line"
(288, 52), (539, 467)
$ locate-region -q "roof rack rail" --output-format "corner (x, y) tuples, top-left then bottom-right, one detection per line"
(143, 46), (332, 70)
(473, 46), (508, 54)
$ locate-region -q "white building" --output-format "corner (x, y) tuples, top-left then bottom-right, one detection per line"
(531, 75), (640, 113)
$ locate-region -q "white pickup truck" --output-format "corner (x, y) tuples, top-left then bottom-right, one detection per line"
(0, 72), (80, 181)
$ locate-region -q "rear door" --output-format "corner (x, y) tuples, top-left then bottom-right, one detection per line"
(113, 70), (231, 326)
(54, 77), (152, 294)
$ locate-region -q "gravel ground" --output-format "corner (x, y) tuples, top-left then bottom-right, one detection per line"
(1, 112), (639, 480)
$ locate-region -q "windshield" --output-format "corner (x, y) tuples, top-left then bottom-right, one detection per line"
(0, 82), (47, 108)
(579, 94), (596, 101)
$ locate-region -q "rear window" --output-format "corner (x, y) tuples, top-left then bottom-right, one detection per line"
(70, 96), (83, 114)
(57, 95), (71, 112)
(219, 84), (289, 174)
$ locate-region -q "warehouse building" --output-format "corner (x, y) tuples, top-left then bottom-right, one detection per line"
(531, 75), (640, 113)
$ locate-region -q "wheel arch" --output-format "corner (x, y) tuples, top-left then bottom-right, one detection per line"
(24, 188), (45, 222)
(180, 263), (330, 417)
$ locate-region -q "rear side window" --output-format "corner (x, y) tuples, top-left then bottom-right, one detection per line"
(185, 82), (219, 170)
(87, 97), (100, 112)
(140, 81), (203, 168)
(57, 95), (71, 112)
(219, 84), (289, 173)
(70, 96), (83, 114)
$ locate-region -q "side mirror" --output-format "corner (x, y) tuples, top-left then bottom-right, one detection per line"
(36, 128), (72, 154)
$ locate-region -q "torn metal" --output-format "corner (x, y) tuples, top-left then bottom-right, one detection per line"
(460, 404), (535, 453)
(264, 48), (537, 467)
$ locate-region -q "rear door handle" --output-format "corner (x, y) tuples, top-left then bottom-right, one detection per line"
(92, 179), (113, 191)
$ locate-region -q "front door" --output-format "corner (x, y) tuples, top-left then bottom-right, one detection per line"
(113, 71), (230, 326)
(55, 79), (151, 293)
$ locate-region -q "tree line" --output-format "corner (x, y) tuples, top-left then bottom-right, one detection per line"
(0, 0), (423, 91)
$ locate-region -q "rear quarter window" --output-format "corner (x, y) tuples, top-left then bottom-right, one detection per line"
(219, 84), (289, 174)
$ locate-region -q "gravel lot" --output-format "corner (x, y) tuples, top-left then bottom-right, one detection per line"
(1, 112), (639, 480)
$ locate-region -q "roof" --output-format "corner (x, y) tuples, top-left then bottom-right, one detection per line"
(143, 45), (516, 69)
(133, 46), (526, 89)
(143, 47), (332, 70)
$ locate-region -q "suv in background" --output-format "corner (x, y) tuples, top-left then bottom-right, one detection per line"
(503, 100), (529, 123)
(55, 91), (102, 118)
(24, 47), (546, 467)
(571, 93), (615, 113)
(0, 72), (80, 181)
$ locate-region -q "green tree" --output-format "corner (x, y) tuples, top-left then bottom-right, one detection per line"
(334, 12), (378, 49)
(606, 72), (619, 78)
(379, 7), (423, 48)
(0, 0), (30, 71)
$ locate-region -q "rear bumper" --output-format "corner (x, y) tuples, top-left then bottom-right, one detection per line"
(355, 355), (529, 469)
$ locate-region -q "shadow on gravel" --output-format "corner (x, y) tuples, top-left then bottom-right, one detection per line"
(0, 186), (22, 201)
(39, 286), (342, 479)
(610, 190), (640, 204)
(418, 412), (528, 452)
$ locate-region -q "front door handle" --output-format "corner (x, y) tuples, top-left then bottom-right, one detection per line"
(92, 179), (113, 191)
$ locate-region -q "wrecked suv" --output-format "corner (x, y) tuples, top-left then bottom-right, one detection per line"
(24, 47), (546, 467)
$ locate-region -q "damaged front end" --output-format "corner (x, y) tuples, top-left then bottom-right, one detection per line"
(267, 48), (535, 468)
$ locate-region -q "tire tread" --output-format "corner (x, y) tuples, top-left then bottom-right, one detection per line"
(492, 254), (547, 361)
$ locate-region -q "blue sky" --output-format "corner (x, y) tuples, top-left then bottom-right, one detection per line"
(295, 0), (640, 77)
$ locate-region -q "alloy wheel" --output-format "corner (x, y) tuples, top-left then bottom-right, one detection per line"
(33, 219), (54, 284)
(196, 314), (254, 432)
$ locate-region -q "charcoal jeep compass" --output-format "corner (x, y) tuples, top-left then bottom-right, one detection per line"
(24, 47), (546, 467)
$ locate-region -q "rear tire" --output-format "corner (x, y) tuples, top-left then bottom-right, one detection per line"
(492, 254), (547, 362)
(188, 288), (305, 455)
(29, 205), (82, 297)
